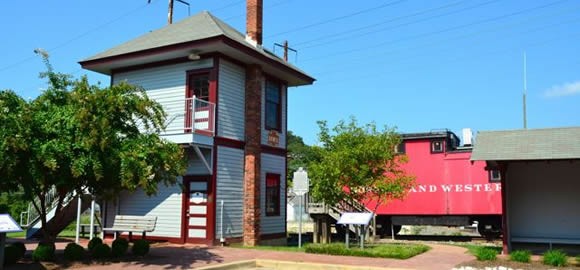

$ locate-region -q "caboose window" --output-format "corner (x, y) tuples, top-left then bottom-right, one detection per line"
(394, 142), (406, 154)
(431, 140), (444, 153)
(489, 170), (501, 182)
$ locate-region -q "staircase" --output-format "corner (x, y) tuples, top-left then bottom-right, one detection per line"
(21, 187), (92, 239)
(307, 199), (376, 241)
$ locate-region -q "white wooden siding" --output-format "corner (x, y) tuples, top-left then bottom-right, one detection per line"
(215, 146), (245, 239)
(508, 161), (580, 239)
(185, 147), (213, 175)
(260, 153), (286, 235)
(261, 83), (287, 147)
(113, 60), (213, 133)
(115, 180), (183, 238)
(217, 60), (245, 140)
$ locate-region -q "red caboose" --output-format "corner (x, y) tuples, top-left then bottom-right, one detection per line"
(368, 129), (502, 238)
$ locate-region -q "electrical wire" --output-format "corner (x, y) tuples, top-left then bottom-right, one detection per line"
(301, 0), (570, 63)
(0, 3), (150, 73)
(265, 0), (408, 39)
(310, 5), (580, 76)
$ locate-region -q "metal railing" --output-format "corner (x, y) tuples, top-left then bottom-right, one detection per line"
(307, 197), (376, 237)
(20, 187), (81, 228)
(162, 96), (216, 136)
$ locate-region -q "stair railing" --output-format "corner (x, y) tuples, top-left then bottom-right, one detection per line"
(307, 197), (376, 238)
(20, 187), (85, 228)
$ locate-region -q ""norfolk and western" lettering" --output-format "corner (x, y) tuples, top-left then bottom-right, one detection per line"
(409, 183), (501, 193)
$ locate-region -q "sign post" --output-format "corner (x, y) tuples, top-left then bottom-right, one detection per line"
(337, 212), (373, 249)
(293, 167), (309, 248)
(0, 214), (23, 270)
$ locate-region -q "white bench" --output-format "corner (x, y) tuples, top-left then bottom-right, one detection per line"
(511, 236), (580, 249)
(102, 215), (157, 241)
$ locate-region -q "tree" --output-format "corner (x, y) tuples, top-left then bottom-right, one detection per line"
(308, 117), (415, 212)
(0, 54), (186, 243)
(287, 131), (315, 184)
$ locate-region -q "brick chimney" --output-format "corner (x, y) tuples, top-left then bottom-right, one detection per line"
(243, 0), (264, 246)
(246, 0), (263, 46)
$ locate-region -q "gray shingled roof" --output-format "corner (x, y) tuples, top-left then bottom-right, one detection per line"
(471, 127), (580, 161)
(83, 11), (246, 61)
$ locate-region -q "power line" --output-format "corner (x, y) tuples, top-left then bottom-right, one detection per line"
(296, 0), (500, 50)
(292, 0), (469, 47)
(265, 0), (408, 39)
(310, 5), (580, 76)
(0, 3), (150, 73)
(315, 27), (580, 87)
(301, 0), (570, 63)
(223, 0), (290, 21)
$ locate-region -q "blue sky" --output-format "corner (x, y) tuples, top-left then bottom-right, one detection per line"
(1, 0), (579, 145)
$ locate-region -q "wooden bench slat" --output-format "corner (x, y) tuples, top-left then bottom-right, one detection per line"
(105, 215), (157, 240)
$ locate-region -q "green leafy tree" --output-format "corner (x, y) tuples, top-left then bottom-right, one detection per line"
(0, 53), (186, 243)
(287, 131), (315, 184)
(309, 117), (415, 212)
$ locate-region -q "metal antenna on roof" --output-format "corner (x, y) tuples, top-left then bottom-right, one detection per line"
(167, 0), (190, 24)
(274, 41), (297, 62)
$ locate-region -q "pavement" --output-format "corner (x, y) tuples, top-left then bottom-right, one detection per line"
(6, 238), (475, 270)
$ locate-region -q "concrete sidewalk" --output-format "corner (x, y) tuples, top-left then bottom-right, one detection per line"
(7, 238), (474, 270)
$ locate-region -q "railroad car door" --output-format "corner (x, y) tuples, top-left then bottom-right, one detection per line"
(182, 176), (213, 244)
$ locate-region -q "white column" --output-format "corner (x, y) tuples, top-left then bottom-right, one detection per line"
(89, 199), (96, 240)
(75, 196), (82, 243)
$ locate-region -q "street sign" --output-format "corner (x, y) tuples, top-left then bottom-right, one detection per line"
(0, 214), (22, 233)
(292, 167), (309, 195)
(0, 214), (22, 270)
(337, 212), (373, 225)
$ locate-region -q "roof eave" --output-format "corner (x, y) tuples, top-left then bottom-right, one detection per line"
(79, 35), (315, 87)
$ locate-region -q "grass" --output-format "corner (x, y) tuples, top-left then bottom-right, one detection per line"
(471, 246), (498, 261)
(542, 249), (568, 267)
(7, 231), (26, 238)
(305, 243), (430, 259)
(509, 249), (531, 263)
(233, 242), (430, 259)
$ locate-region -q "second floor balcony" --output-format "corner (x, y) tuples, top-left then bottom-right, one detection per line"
(161, 96), (215, 145)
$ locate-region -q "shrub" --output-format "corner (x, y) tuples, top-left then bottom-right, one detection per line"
(64, 242), (86, 261)
(88, 237), (103, 252)
(32, 242), (55, 261)
(543, 249), (567, 267)
(111, 238), (129, 257)
(131, 239), (150, 256)
(91, 243), (111, 259)
(473, 246), (498, 261)
(10, 242), (26, 259)
(3, 245), (20, 265)
(509, 249), (531, 263)
(304, 243), (430, 259)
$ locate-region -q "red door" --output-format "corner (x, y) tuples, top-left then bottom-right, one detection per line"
(182, 176), (213, 244)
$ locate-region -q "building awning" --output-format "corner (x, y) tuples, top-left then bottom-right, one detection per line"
(471, 127), (580, 161)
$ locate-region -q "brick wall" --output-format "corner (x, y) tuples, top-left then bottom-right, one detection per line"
(243, 64), (262, 246)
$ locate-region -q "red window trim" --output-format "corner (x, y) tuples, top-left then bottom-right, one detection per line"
(265, 173), (281, 217)
(185, 68), (216, 133)
(265, 80), (282, 132)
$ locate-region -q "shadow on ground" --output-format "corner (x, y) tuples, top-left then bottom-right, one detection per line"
(5, 245), (224, 270)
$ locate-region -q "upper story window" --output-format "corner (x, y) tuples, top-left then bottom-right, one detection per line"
(489, 170), (501, 182)
(431, 140), (444, 153)
(265, 80), (281, 131)
(187, 72), (210, 102)
(265, 173), (281, 216)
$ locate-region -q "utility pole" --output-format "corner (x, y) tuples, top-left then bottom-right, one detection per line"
(523, 52), (527, 129)
(283, 40), (288, 62)
(274, 41), (297, 62)
(168, 0), (174, 24)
